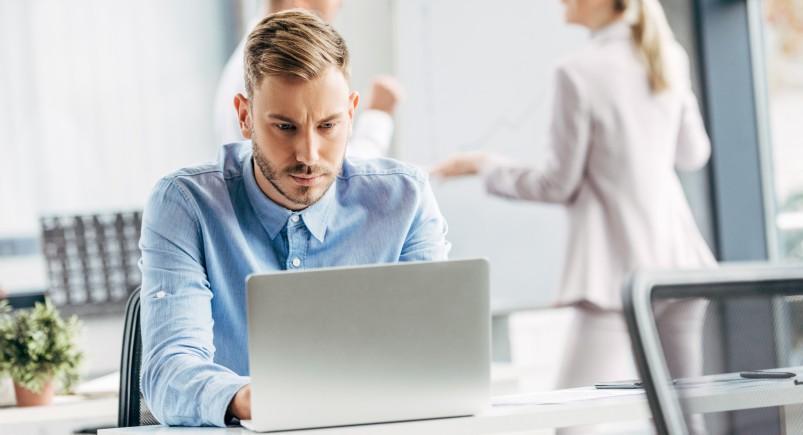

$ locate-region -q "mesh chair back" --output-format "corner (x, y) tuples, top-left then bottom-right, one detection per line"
(118, 287), (159, 427)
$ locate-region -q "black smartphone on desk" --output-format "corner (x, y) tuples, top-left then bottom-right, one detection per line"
(594, 380), (643, 389)
(740, 370), (796, 379)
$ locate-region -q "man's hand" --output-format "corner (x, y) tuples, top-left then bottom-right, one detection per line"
(228, 384), (251, 421)
(366, 75), (403, 114)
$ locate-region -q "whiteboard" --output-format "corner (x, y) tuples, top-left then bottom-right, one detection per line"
(393, 0), (588, 312)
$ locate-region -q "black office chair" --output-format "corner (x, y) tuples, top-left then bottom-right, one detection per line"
(623, 265), (803, 435)
(118, 287), (159, 427)
(40, 211), (143, 317)
(2, 291), (46, 309)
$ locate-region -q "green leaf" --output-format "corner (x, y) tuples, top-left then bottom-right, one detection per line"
(0, 300), (83, 393)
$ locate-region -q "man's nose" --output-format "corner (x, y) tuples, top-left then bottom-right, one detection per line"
(295, 129), (321, 166)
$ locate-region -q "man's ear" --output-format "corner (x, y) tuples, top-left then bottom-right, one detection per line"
(347, 91), (360, 137)
(348, 90), (360, 120)
(234, 93), (252, 139)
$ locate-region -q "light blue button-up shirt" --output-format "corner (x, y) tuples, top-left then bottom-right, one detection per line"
(139, 142), (450, 427)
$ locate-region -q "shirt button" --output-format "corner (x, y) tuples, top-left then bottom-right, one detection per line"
(290, 215), (300, 223)
(291, 257), (301, 268)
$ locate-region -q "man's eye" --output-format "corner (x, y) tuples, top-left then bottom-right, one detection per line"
(276, 123), (295, 131)
(320, 122), (336, 129)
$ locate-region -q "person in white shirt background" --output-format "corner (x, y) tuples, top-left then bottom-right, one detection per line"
(214, 0), (403, 158)
(433, 0), (714, 432)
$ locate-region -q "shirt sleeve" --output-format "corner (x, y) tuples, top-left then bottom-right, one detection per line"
(399, 176), (451, 262)
(672, 46), (711, 172)
(139, 178), (249, 427)
(674, 90), (711, 171)
(482, 65), (591, 204)
(346, 109), (394, 159)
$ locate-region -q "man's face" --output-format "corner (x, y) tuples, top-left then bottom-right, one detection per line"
(237, 66), (358, 210)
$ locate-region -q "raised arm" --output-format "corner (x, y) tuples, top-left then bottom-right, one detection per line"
(347, 76), (402, 159)
(673, 46), (711, 171)
(674, 90), (711, 171)
(139, 178), (249, 427)
(482, 65), (592, 204)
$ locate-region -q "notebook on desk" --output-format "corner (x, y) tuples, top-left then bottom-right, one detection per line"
(241, 259), (491, 432)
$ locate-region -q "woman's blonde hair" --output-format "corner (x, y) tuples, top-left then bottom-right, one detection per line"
(244, 9), (350, 96)
(615, 0), (676, 93)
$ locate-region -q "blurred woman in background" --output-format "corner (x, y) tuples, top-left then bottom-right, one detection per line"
(432, 0), (714, 431)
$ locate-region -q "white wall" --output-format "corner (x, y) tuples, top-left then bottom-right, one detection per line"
(334, 0), (396, 120)
(0, 1), (229, 238)
(393, 0), (587, 311)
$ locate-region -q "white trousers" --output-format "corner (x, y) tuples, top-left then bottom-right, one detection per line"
(555, 300), (708, 434)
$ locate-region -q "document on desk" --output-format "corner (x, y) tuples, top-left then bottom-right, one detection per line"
(492, 388), (644, 407)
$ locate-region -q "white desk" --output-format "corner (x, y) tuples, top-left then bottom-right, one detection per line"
(102, 388), (646, 435)
(99, 371), (803, 435)
(0, 371), (120, 435)
(0, 395), (118, 435)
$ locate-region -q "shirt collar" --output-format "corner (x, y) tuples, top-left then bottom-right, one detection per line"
(591, 19), (631, 42)
(299, 181), (335, 243)
(242, 150), (335, 243)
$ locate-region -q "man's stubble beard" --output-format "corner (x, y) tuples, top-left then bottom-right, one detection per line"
(251, 135), (342, 208)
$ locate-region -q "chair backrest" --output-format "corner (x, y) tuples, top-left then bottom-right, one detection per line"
(118, 287), (158, 427)
(2, 291), (46, 310)
(41, 211), (142, 316)
(623, 265), (803, 435)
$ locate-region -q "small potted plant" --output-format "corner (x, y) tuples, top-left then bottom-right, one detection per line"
(0, 300), (83, 406)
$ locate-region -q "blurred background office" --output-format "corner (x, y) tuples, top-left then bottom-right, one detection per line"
(0, 0), (398, 381)
(0, 0), (802, 434)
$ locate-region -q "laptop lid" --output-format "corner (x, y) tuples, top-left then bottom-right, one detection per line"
(244, 258), (490, 432)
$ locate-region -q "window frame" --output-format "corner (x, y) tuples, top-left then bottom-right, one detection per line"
(691, 0), (787, 432)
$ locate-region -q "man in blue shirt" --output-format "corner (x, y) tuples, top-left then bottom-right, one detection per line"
(138, 10), (450, 427)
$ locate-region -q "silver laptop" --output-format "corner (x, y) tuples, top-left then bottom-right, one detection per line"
(240, 258), (490, 432)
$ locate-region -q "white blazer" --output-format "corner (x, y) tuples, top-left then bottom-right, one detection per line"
(482, 20), (716, 310)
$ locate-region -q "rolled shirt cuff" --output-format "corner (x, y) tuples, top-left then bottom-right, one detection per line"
(204, 374), (251, 427)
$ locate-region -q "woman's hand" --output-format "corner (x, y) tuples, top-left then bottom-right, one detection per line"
(430, 151), (493, 179)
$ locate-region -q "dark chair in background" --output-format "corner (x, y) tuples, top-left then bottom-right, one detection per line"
(41, 211), (142, 316)
(1, 291), (46, 309)
(118, 287), (158, 427)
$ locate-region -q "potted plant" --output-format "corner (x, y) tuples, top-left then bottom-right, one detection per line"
(0, 299), (83, 406)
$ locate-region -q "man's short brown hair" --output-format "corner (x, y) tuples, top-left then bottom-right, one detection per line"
(244, 9), (350, 96)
